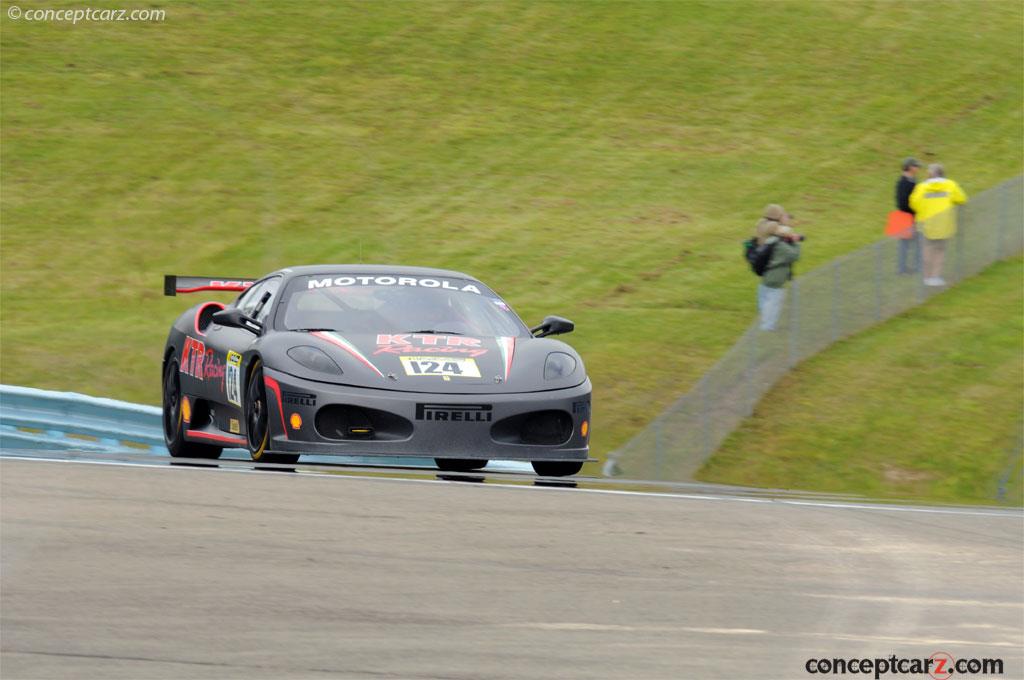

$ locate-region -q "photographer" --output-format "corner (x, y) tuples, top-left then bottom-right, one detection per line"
(755, 217), (803, 332)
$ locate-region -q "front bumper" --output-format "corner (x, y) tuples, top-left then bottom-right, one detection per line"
(263, 367), (591, 461)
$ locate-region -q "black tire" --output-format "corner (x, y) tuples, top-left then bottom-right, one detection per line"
(531, 461), (584, 477)
(162, 359), (222, 459)
(246, 359), (300, 465)
(434, 458), (489, 472)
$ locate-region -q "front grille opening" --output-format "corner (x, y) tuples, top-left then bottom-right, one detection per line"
(188, 399), (213, 429)
(314, 405), (413, 442)
(491, 410), (573, 446)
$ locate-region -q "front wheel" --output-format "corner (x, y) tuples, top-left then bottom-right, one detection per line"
(532, 461), (583, 477)
(434, 458), (488, 472)
(246, 359), (300, 465)
(162, 359), (221, 459)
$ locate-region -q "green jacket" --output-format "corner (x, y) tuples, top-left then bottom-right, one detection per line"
(761, 237), (800, 288)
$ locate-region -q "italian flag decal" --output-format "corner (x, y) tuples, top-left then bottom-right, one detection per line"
(497, 336), (516, 382)
(311, 331), (385, 378)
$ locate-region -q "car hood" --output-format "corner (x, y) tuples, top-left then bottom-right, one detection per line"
(262, 331), (585, 394)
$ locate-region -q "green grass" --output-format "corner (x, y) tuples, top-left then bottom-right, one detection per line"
(700, 258), (1024, 506)
(2, 1), (1022, 472)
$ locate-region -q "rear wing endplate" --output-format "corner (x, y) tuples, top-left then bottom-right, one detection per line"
(164, 275), (257, 296)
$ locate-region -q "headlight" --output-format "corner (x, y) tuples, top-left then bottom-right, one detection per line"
(544, 352), (577, 380)
(287, 345), (343, 375)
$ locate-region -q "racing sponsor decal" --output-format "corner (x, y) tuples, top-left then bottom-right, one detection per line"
(400, 356), (481, 380)
(307, 276), (482, 295)
(225, 351), (242, 406)
(283, 391), (316, 407)
(180, 338), (226, 390)
(204, 353), (225, 385)
(229, 418), (240, 434)
(180, 337), (206, 379)
(311, 331), (385, 378)
(415, 403), (493, 422)
(496, 336), (515, 382)
(374, 333), (488, 358)
(168, 277), (255, 296)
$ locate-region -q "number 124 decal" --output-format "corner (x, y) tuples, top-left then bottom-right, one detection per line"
(400, 356), (481, 379)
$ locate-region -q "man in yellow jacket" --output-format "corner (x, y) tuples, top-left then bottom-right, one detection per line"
(909, 163), (968, 286)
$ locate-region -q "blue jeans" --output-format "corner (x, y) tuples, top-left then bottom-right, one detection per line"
(898, 230), (922, 274)
(758, 284), (787, 331)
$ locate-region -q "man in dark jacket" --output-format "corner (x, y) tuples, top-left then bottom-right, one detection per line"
(895, 157), (922, 274)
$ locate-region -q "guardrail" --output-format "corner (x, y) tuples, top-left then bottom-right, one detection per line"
(0, 384), (532, 471)
(0, 385), (175, 453)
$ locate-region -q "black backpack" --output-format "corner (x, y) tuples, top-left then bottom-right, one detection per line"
(743, 238), (776, 276)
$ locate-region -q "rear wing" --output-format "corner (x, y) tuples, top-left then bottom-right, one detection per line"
(164, 275), (257, 296)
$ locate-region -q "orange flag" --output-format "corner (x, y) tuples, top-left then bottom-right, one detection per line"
(885, 211), (915, 239)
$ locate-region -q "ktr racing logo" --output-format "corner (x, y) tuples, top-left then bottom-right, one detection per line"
(375, 334), (488, 358)
(805, 652), (1004, 679)
(415, 403), (493, 423)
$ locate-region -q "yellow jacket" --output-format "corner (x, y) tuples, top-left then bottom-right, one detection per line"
(909, 177), (968, 240)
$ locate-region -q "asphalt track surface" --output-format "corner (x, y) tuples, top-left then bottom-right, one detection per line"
(1, 454), (1022, 680)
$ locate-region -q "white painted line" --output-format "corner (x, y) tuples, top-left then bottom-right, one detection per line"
(683, 627), (767, 636)
(798, 631), (1022, 649)
(501, 622), (766, 635)
(2, 454), (1021, 518)
(803, 593), (1024, 609)
(499, 623), (1019, 648)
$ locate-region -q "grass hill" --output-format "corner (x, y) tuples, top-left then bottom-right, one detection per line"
(2, 1), (1022, 469)
(700, 258), (1023, 506)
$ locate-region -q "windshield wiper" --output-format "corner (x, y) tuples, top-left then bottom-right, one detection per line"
(404, 329), (464, 335)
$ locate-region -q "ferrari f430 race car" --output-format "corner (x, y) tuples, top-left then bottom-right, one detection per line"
(161, 266), (592, 476)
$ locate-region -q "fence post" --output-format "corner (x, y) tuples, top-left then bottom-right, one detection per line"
(699, 376), (711, 457)
(746, 328), (757, 416)
(788, 279), (800, 367)
(654, 418), (662, 480)
(831, 260), (840, 342)
(873, 241), (883, 321)
(997, 181), (1008, 260)
(955, 205), (965, 283)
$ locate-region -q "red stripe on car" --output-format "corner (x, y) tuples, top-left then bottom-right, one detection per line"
(262, 375), (289, 440)
(185, 430), (246, 446)
(311, 331), (386, 378)
(176, 284), (251, 294)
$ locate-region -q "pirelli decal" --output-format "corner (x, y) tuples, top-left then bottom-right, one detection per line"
(415, 404), (493, 423)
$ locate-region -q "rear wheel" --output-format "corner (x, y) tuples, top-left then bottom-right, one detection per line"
(246, 359), (300, 465)
(162, 359), (222, 459)
(531, 461), (584, 477)
(434, 458), (488, 472)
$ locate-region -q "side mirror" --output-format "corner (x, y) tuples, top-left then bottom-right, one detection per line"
(212, 307), (262, 334)
(530, 315), (574, 338)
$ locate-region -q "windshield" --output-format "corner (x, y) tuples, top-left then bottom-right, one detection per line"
(274, 274), (531, 338)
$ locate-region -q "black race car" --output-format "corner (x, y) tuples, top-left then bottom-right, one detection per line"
(161, 266), (591, 476)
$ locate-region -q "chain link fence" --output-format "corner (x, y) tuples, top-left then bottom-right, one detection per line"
(605, 175), (1023, 482)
